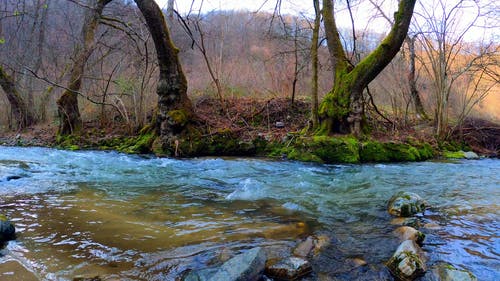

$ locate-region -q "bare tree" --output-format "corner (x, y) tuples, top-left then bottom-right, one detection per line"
(0, 65), (33, 129)
(57, 0), (112, 135)
(413, 0), (499, 138)
(310, 0), (321, 129)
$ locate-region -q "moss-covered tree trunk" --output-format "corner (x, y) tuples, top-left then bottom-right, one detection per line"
(134, 0), (194, 149)
(0, 66), (34, 129)
(318, 0), (416, 135)
(56, 0), (111, 135)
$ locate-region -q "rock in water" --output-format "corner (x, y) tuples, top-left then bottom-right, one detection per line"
(208, 247), (266, 281)
(387, 240), (426, 280)
(388, 191), (426, 217)
(293, 236), (315, 258)
(463, 151), (479, 159)
(393, 226), (425, 246)
(0, 214), (16, 243)
(265, 257), (312, 280)
(421, 262), (477, 281)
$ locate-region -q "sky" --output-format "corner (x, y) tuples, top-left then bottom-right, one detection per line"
(154, 0), (498, 42)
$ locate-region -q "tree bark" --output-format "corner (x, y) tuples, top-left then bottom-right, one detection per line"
(134, 0), (194, 145)
(310, 0), (320, 130)
(407, 35), (428, 119)
(0, 66), (34, 130)
(318, 0), (416, 135)
(56, 0), (111, 135)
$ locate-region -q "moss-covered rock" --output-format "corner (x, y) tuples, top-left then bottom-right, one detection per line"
(422, 262), (477, 281)
(360, 141), (390, 162)
(388, 191), (426, 217)
(310, 136), (360, 163)
(393, 226), (426, 246)
(383, 142), (421, 162)
(443, 150), (466, 159)
(387, 240), (426, 280)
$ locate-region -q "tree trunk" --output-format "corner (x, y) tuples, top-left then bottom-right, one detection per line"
(56, 0), (111, 135)
(407, 35), (428, 120)
(318, 0), (416, 135)
(310, 0), (320, 130)
(0, 66), (34, 130)
(134, 0), (194, 145)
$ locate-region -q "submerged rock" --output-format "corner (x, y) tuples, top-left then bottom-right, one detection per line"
(387, 240), (426, 280)
(182, 268), (219, 281)
(293, 236), (315, 258)
(5, 175), (22, 181)
(393, 226), (425, 246)
(209, 247), (266, 281)
(388, 191), (426, 217)
(265, 256), (312, 280)
(422, 262), (477, 281)
(0, 214), (15, 243)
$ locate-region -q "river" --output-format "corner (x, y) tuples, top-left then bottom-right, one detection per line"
(0, 146), (498, 280)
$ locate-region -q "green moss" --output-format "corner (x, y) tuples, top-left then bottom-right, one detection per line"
(416, 143), (434, 160)
(360, 141), (390, 162)
(286, 148), (323, 163)
(0, 214), (7, 222)
(443, 150), (465, 159)
(309, 136), (359, 163)
(383, 142), (420, 162)
(68, 145), (80, 151)
(168, 109), (189, 127)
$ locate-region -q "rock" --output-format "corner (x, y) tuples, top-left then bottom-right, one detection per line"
(293, 236), (315, 258)
(0, 214), (15, 243)
(182, 268), (219, 281)
(390, 217), (421, 228)
(387, 240), (426, 280)
(463, 151), (479, 159)
(275, 121), (285, 128)
(265, 256), (312, 280)
(73, 277), (102, 281)
(208, 247), (266, 281)
(348, 257), (368, 267)
(388, 191), (426, 217)
(393, 226), (425, 246)
(422, 262), (477, 281)
(5, 175), (22, 181)
(423, 223), (442, 230)
(313, 235), (330, 255)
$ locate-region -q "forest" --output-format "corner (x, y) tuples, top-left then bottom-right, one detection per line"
(0, 1), (499, 280)
(0, 0), (499, 158)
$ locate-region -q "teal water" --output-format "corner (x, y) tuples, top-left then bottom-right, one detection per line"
(0, 146), (498, 280)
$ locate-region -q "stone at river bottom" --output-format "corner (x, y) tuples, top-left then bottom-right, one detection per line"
(0, 214), (16, 243)
(207, 247), (266, 281)
(387, 240), (426, 281)
(421, 262), (477, 281)
(388, 191), (426, 217)
(393, 226), (425, 246)
(265, 256), (312, 280)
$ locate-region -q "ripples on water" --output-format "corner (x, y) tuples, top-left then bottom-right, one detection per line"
(0, 146), (498, 280)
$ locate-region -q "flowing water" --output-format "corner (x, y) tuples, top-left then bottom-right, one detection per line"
(0, 146), (498, 280)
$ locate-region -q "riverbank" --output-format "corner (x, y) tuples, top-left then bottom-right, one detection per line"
(1, 98), (498, 162)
